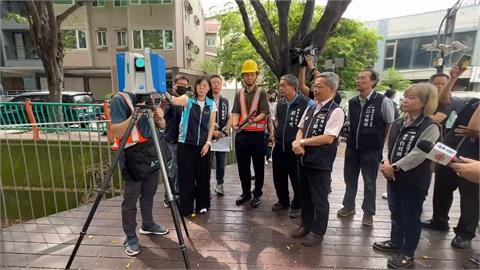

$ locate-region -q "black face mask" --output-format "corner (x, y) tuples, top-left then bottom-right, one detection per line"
(269, 97), (276, 102)
(176, 86), (189, 96)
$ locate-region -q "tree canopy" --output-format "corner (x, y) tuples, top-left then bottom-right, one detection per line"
(217, 1), (381, 90)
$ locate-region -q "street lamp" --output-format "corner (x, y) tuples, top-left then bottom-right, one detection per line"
(421, 0), (469, 73)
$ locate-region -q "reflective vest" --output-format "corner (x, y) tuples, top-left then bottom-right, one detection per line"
(239, 87), (266, 131)
(111, 92), (148, 151)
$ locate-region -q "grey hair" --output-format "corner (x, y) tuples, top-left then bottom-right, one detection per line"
(317, 72), (339, 91)
(280, 74), (299, 90)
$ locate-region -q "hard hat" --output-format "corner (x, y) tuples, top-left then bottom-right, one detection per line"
(241, 59), (258, 74)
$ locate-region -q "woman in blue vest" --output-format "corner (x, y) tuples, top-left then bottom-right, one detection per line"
(373, 83), (440, 269)
(166, 76), (217, 216)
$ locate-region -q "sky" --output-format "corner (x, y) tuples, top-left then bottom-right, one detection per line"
(201, 0), (462, 21)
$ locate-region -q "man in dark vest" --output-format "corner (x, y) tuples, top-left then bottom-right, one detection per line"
(209, 75), (231, 195)
(111, 92), (169, 256)
(231, 60), (270, 208)
(425, 98), (480, 249)
(164, 75), (189, 198)
(290, 72), (345, 247)
(338, 69), (395, 226)
(271, 74), (314, 218)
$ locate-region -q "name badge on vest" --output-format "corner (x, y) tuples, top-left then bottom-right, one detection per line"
(363, 104), (376, 128)
(289, 109), (301, 127)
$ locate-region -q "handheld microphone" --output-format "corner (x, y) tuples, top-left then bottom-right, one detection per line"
(417, 140), (464, 165)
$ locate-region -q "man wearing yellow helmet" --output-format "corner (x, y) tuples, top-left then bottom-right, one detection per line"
(231, 59), (270, 208)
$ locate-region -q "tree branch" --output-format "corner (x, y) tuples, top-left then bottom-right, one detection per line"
(56, 0), (89, 26)
(301, 0), (351, 51)
(290, 0), (315, 49)
(235, 0), (278, 76)
(276, 0), (290, 73)
(249, 0), (281, 68)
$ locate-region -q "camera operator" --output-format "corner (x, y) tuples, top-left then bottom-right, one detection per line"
(423, 97), (480, 250)
(110, 92), (169, 256)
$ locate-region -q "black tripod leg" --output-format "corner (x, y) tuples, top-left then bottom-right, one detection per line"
(146, 111), (190, 269)
(66, 107), (141, 269)
(173, 196), (190, 238)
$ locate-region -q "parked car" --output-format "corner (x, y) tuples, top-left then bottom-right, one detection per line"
(0, 91), (101, 126)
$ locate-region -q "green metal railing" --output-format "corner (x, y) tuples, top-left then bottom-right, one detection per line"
(0, 101), (107, 133)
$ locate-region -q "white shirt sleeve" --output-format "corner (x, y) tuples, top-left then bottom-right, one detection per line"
(323, 107), (345, 137)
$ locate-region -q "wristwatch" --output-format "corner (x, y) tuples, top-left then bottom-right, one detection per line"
(392, 164), (400, 172)
(300, 139), (306, 147)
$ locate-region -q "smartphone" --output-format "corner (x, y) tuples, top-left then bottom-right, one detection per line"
(457, 54), (472, 71)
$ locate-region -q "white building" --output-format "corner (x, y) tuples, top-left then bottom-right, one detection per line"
(365, 1), (480, 91)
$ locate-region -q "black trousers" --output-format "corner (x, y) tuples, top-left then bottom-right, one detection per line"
(431, 165), (479, 239)
(388, 181), (426, 257)
(177, 143), (212, 216)
(299, 166), (331, 236)
(235, 131), (265, 197)
(272, 147), (300, 209)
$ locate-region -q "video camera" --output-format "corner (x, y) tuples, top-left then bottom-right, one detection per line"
(290, 45), (318, 67)
(116, 48), (167, 104)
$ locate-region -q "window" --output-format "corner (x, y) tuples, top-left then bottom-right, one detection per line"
(383, 42), (396, 69)
(62, 30), (87, 49)
(114, 0), (128, 6)
(132, 30), (174, 50)
(207, 37), (216, 47)
(384, 31), (477, 70)
(116, 31), (127, 47)
(130, 0), (169, 4)
(97, 31), (107, 47)
(412, 36), (434, 69)
(92, 0), (105, 6)
(54, 0), (73, 4)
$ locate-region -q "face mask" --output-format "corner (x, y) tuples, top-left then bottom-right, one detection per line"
(176, 86), (189, 96)
(269, 97), (276, 102)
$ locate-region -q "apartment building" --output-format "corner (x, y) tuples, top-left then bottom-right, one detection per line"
(0, 0), (206, 99)
(365, 1), (480, 91)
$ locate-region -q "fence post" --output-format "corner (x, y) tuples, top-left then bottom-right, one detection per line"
(103, 100), (113, 142)
(25, 99), (40, 140)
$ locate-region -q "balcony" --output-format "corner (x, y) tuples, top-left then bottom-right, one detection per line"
(3, 45), (42, 67)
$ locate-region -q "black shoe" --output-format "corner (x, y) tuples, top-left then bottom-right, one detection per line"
(421, 219), (450, 232)
(271, 202), (289, 212)
(300, 232), (324, 247)
(289, 226), (310, 239)
(251, 196), (261, 208)
(387, 253), (414, 269)
(373, 240), (399, 252)
(451, 235), (472, 249)
(236, 193), (252, 206)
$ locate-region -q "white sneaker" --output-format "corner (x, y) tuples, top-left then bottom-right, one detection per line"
(265, 161), (269, 165)
(215, 184), (224, 195)
(199, 208), (207, 214)
(268, 158), (273, 163)
(382, 193), (388, 200)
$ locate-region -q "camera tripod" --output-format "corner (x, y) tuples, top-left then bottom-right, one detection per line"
(66, 96), (190, 269)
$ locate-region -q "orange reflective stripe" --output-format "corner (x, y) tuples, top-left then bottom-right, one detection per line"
(239, 87), (266, 131)
(111, 92), (148, 151)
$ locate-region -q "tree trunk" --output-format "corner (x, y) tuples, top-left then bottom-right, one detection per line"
(235, 0), (351, 80)
(24, 0), (87, 102)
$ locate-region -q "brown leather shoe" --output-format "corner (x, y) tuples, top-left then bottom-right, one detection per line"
(362, 214), (373, 227)
(289, 226), (310, 239)
(301, 232), (324, 247)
